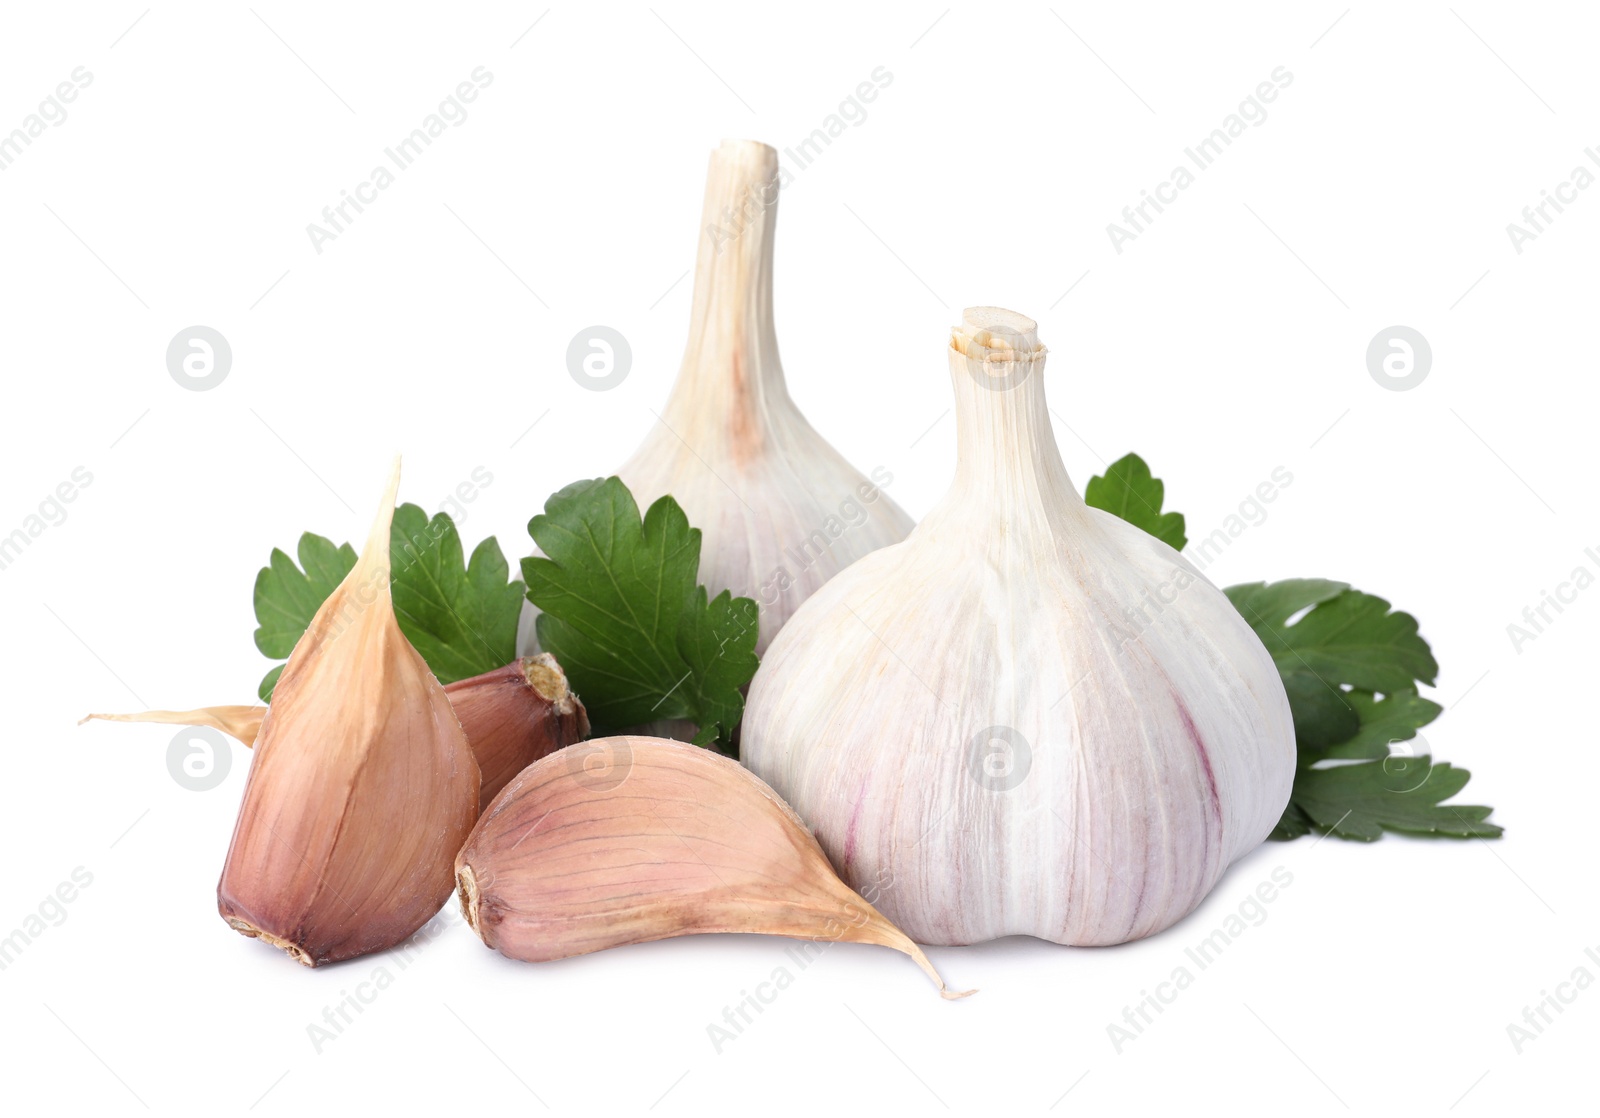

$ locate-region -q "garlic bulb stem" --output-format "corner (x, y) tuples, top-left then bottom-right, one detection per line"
(663, 139), (791, 452)
(944, 308), (1091, 534)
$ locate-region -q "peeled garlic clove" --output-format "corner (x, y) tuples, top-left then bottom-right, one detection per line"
(521, 140), (912, 659)
(80, 706), (266, 746)
(742, 308), (1296, 948)
(455, 736), (970, 998)
(219, 459), (480, 966)
(443, 654), (590, 803)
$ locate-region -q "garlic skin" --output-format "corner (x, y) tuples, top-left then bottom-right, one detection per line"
(81, 705), (267, 746)
(741, 308), (1295, 948)
(218, 460), (480, 966)
(524, 140), (911, 658)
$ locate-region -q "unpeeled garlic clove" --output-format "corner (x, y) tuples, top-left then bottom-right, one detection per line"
(454, 736), (971, 998)
(443, 654), (590, 804)
(219, 459), (480, 966)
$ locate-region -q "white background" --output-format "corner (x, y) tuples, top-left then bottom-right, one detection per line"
(1, 2), (1592, 1114)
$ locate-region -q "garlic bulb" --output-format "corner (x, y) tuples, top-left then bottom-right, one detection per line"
(741, 308), (1294, 947)
(525, 140), (912, 657)
(218, 459), (480, 965)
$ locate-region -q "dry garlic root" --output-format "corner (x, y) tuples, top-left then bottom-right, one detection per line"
(742, 308), (1296, 948)
(455, 736), (971, 998)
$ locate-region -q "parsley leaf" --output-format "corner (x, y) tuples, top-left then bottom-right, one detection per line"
(1084, 453), (1187, 550)
(390, 504), (525, 685)
(1271, 802), (1317, 841)
(1226, 579), (1438, 694)
(1224, 579), (1495, 841)
(253, 533), (357, 700)
(252, 504), (524, 700)
(1224, 579), (1443, 758)
(1287, 757), (1502, 840)
(1321, 689), (1442, 761)
(523, 477), (759, 749)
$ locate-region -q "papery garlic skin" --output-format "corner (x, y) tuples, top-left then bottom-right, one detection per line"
(523, 140), (911, 658)
(742, 308), (1294, 948)
(218, 460), (480, 966)
(81, 705), (267, 746)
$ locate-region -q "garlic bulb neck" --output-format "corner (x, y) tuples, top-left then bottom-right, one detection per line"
(942, 307), (1090, 534)
(664, 139), (795, 453)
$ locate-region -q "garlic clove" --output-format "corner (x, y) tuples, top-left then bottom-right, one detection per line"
(443, 654), (590, 803)
(80, 706), (267, 746)
(455, 735), (971, 998)
(218, 458), (480, 966)
(522, 140), (912, 661)
(741, 308), (1295, 948)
